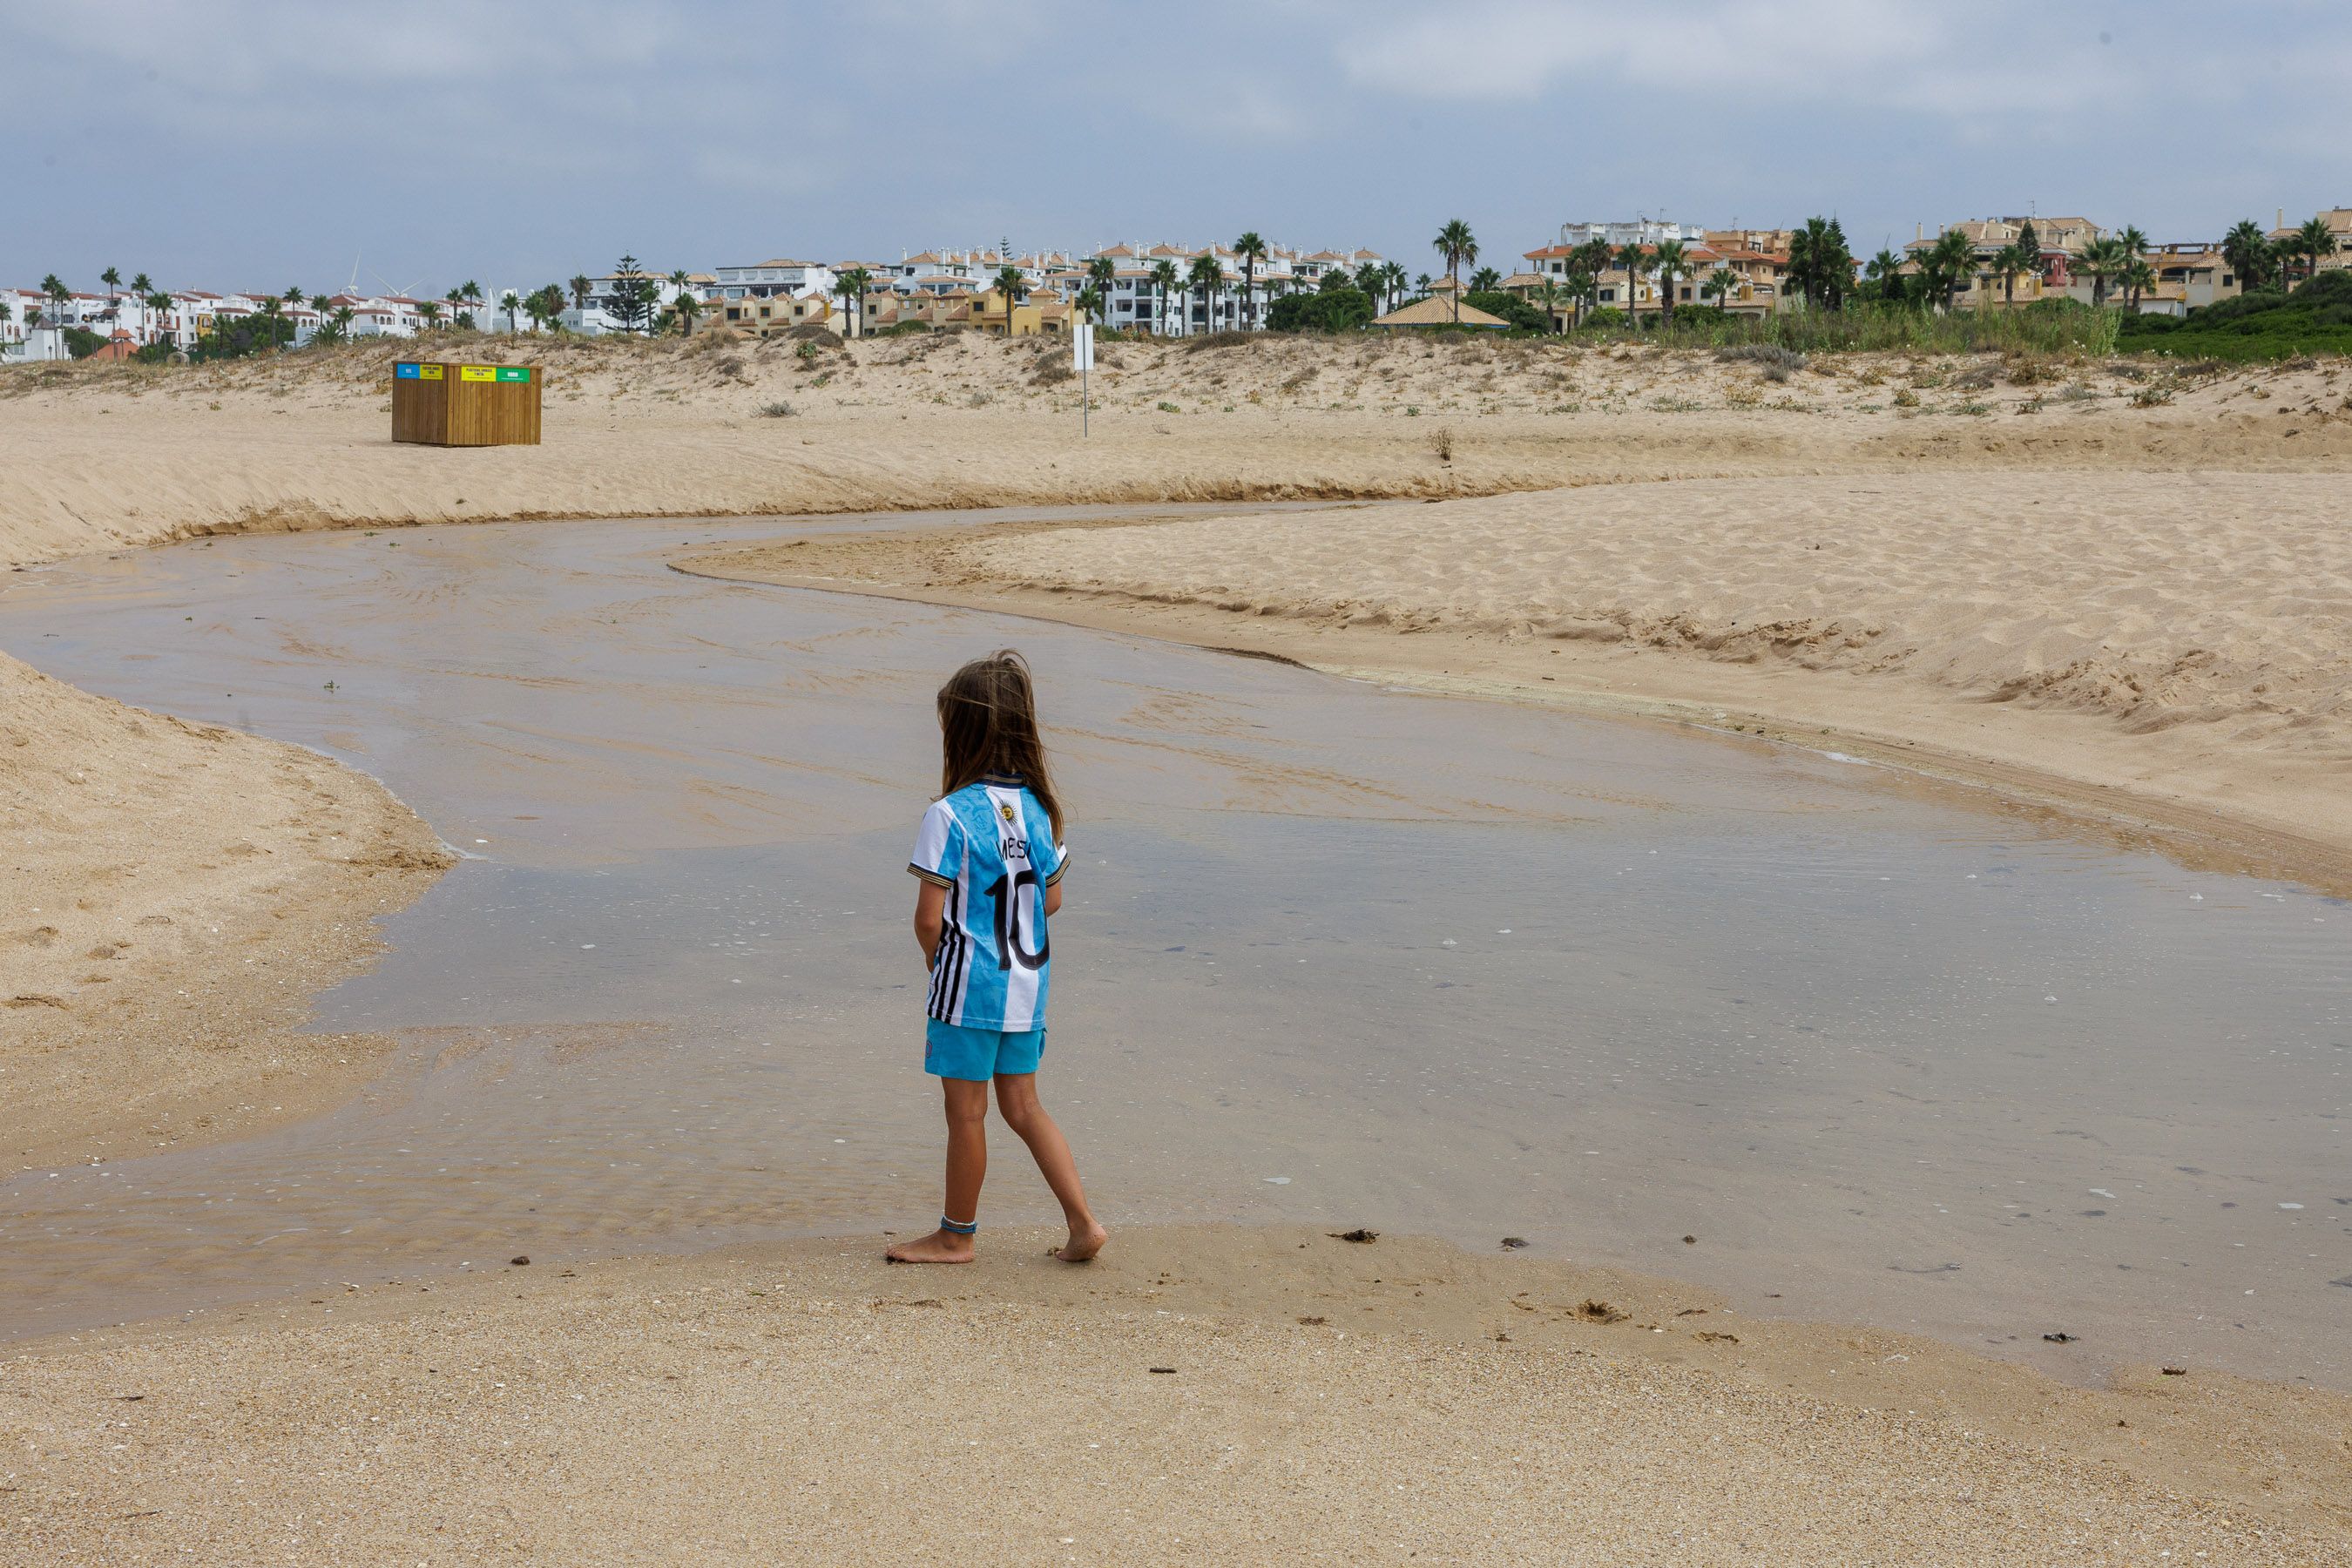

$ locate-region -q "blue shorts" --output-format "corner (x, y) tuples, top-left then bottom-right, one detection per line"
(925, 1020), (1046, 1082)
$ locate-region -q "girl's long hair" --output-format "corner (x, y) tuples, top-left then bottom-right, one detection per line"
(937, 649), (1064, 840)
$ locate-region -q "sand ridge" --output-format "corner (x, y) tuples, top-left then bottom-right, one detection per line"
(686, 458), (2352, 893)
(0, 652), (452, 1166)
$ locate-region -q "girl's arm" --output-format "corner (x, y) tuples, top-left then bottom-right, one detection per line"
(914, 880), (947, 965)
(1044, 880), (1063, 917)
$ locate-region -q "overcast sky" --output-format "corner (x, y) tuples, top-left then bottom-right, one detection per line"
(6, 0), (2344, 295)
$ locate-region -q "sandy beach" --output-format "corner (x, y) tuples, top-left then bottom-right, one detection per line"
(4, 333), (2351, 1561)
(8, 1226), (2349, 1565)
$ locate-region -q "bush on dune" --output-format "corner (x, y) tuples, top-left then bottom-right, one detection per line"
(2119, 271), (2352, 361)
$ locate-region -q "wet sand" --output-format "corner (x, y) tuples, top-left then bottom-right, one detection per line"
(0, 651), (449, 1165)
(7, 1227), (2349, 1565)
(686, 467), (2352, 896)
(4, 517), (2347, 1401)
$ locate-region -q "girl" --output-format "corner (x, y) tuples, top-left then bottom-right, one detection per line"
(888, 650), (1107, 1266)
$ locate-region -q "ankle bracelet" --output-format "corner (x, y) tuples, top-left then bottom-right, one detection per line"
(940, 1215), (977, 1236)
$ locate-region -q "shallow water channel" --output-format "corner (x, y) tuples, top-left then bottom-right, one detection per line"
(3, 510), (2347, 1385)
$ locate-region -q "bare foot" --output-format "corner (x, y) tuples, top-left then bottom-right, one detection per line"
(885, 1228), (975, 1265)
(1053, 1221), (1109, 1263)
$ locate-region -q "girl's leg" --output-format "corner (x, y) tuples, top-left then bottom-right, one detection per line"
(885, 1078), (990, 1264)
(994, 1073), (1108, 1262)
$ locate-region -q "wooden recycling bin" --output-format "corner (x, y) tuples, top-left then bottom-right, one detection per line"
(391, 361), (543, 446)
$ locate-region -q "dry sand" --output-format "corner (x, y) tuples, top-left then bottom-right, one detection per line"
(7, 1227), (2348, 1565)
(1, 652), (450, 1166)
(4, 330), (2346, 567)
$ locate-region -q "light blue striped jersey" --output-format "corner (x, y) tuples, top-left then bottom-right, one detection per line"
(908, 774), (1065, 1032)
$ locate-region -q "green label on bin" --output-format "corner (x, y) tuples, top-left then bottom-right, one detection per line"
(496, 366), (531, 382)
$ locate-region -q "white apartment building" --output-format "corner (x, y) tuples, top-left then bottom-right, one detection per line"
(1065, 241), (1381, 335)
(1553, 217), (1705, 251)
(709, 258), (838, 301)
(559, 270), (700, 335)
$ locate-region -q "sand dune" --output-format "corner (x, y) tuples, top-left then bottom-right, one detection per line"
(4, 331), (2346, 566)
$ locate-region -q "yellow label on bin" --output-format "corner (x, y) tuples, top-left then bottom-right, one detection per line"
(418, 363), (444, 380)
(460, 365), (497, 382)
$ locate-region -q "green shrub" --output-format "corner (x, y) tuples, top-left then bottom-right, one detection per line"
(1462, 289), (1548, 333)
(2116, 271), (2352, 361)
(1267, 287), (1375, 333)
(1573, 300), (2116, 355)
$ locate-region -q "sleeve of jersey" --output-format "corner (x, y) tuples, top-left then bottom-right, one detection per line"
(1029, 798), (1069, 886)
(907, 801), (958, 889)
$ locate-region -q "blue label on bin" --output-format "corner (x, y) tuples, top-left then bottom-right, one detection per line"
(395, 362), (420, 378)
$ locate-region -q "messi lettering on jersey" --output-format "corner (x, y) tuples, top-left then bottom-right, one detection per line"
(908, 774), (1066, 1032)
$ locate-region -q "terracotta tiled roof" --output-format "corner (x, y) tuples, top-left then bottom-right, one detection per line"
(1372, 296), (1510, 328)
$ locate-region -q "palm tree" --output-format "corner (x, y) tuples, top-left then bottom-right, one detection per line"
(2120, 258), (2156, 313)
(1085, 255), (1119, 328)
(1565, 267), (1598, 328)
(990, 264), (1026, 335)
(2079, 236), (2127, 308)
(1354, 260), (1382, 300)
(1233, 232), (1267, 330)
(1651, 240), (1689, 326)
(1532, 276), (1565, 332)
(419, 300), (443, 331)
(1469, 264), (1501, 294)
(1381, 261), (1408, 313)
(1433, 219), (1476, 321)
(1784, 217), (1854, 313)
(2114, 226), (2150, 308)
(1922, 229), (1975, 312)
(1186, 253), (1225, 334)
(42, 274), (70, 335)
(1148, 258), (1180, 336)
(1861, 248), (1907, 305)
(844, 267), (873, 335)
(458, 280), (483, 318)
(1615, 243), (1648, 326)
(101, 267), (121, 319)
(568, 274), (592, 313)
(145, 291), (174, 348)
(1702, 266), (1741, 311)
(1990, 242), (2030, 307)
(2294, 216), (2340, 287)
(526, 285), (566, 335)
(2220, 219), (2273, 292)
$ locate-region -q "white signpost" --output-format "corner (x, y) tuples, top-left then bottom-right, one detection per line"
(1072, 321), (1094, 436)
